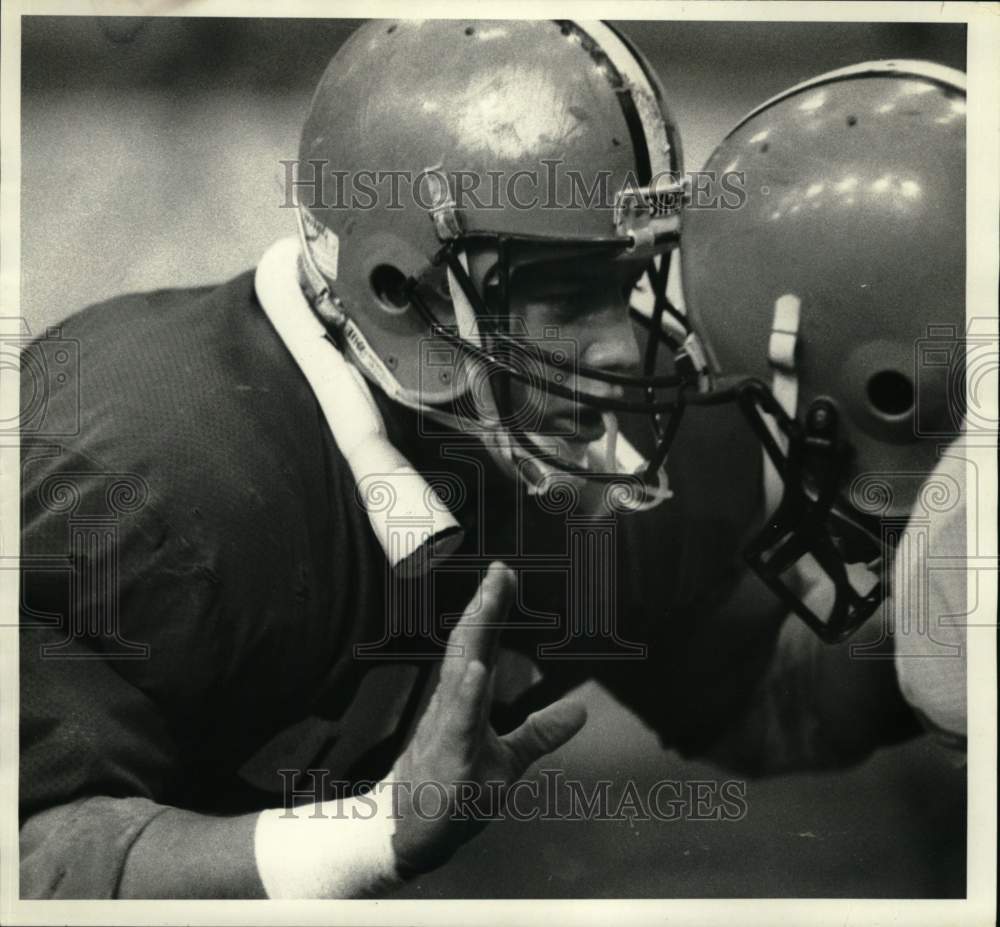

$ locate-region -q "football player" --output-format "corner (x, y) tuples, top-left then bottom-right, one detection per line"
(19, 21), (966, 898)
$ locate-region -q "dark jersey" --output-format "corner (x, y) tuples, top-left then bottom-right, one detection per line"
(19, 268), (771, 896)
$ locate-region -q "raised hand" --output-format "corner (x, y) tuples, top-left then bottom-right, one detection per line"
(389, 561), (588, 876)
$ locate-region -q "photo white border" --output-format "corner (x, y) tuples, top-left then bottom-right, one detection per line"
(1, 2), (996, 925)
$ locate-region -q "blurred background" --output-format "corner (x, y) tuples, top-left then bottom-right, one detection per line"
(20, 16), (966, 897)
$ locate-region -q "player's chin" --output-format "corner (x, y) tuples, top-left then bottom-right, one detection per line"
(530, 411), (607, 470)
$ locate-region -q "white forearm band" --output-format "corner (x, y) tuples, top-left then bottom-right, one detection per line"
(254, 779), (401, 899)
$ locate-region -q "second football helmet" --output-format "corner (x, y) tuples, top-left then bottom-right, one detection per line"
(681, 60), (967, 639)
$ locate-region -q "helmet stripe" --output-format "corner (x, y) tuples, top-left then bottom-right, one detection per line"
(576, 20), (673, 181)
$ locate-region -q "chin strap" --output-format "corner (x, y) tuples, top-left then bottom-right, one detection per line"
(443, 252), (520, 476)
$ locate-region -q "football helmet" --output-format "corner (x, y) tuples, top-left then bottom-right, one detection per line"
(293, 19), (709, 511)
(681, 60), (967, 640)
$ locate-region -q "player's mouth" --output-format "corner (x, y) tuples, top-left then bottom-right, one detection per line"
(548, 408), (607, 444)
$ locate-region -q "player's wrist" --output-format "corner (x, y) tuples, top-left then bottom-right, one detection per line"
(254, 777), (403, 899)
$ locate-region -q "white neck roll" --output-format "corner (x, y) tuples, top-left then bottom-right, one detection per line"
(254, 236), (464, 577)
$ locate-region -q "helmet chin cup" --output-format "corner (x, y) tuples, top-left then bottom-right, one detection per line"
(737, 390), (886, 643)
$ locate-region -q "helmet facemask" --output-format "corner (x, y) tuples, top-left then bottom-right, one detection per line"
(407, 234), (699, 512)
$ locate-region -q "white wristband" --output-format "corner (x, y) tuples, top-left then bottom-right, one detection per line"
(254, 778), (402, 899)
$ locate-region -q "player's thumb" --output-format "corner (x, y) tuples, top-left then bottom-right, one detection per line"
(501, 699), (588, 776)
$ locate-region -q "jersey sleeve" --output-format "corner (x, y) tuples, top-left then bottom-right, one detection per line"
(20, 439), (188, 897)
(19, 311), (242, 896)
(19, 628), (178, 898)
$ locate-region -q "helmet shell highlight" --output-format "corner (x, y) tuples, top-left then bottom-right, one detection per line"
(682, 61), (966, 516)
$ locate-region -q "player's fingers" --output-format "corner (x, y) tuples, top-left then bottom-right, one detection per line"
(500, 699), (588, 776)
(441, 660), (494, 758)
(441, 562), (514, 691)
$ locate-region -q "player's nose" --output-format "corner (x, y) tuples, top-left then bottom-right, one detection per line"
(579, 311), (642, 393)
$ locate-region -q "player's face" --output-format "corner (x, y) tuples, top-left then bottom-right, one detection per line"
(502, 253), (645, 454)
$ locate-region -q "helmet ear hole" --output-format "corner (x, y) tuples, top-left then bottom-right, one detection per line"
(370, 264), (411, 314)
(866, 369), (914, 418)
